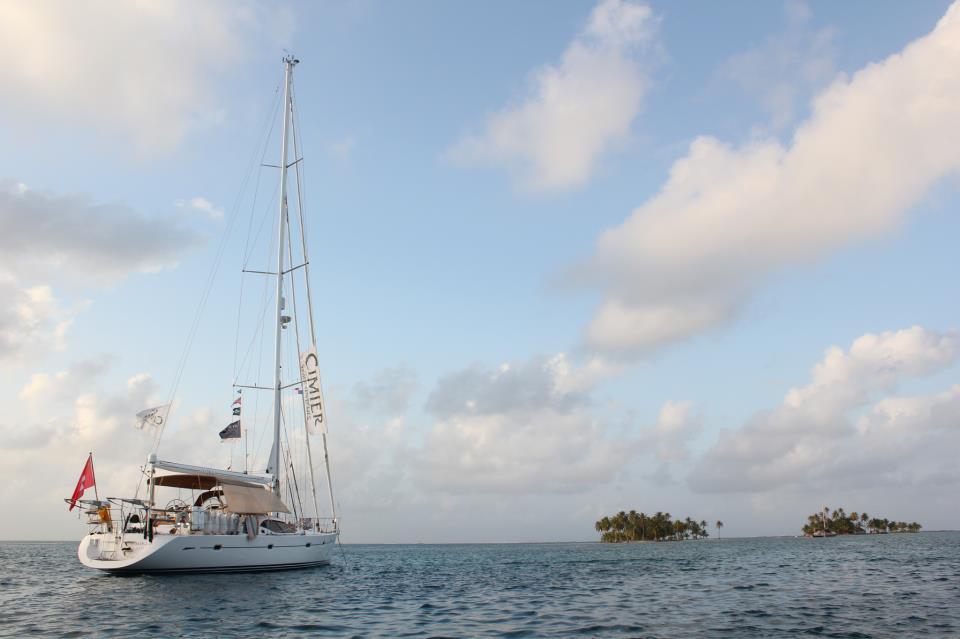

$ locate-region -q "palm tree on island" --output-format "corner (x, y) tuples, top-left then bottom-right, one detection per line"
(716, 520), (723, 540)
(595, 511), (711, 542)
(802, 507), (921, 536)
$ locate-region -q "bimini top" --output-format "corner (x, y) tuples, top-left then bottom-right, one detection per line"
(152, 473), (290, 514)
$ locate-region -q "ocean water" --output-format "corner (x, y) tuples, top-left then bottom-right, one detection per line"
(1, 533), (958, 637)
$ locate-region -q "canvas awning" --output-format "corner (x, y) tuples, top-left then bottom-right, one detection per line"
(221, 483), (290, 514)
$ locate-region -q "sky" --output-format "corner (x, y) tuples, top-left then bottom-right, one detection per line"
(1, 0), (959, 543)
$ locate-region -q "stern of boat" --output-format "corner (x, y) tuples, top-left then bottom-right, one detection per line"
(78, 532), (173, 571)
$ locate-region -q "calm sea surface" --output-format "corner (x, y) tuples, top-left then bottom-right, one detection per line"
(1, 534), (958, 637)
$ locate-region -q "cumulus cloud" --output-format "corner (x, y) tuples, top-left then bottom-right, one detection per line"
(0, 181), (202, 361)
(18, 355), (112, 401)
(425, 355), (586, 419)
(645, 400), (701, 463)
(689, 327), (960, 493)
(0, 368), (163, 534)
(417, 354), (635, 494)
(0, 0), (288, 154)
(578, 1), (960, 357)
(449, 0), (658, 191)
(0, 180), (203, 284)
(0, 279), (77, 364)
(0, 362), (252, 537)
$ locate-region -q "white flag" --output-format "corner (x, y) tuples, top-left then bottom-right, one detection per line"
(299, 347), (326, 434)
(135, 404), (170, 433)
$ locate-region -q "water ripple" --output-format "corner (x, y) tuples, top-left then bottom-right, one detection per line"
(1, 534), (958, 637)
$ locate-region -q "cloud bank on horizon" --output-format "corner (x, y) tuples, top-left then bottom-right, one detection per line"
(690, 327), (960, 494)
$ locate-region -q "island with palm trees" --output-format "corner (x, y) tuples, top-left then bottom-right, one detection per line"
(802, 507), (922, 537)
(595, 511), (716, 542)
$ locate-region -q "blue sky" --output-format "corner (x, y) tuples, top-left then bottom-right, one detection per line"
(1, 0), (959, 542)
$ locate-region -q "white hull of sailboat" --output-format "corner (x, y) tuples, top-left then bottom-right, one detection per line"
(78, 531), (337, 574)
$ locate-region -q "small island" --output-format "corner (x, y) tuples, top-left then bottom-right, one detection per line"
(802, 507), (922, 537)
(595, 511), (713, 542)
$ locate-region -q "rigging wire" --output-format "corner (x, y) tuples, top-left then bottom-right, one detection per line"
(283, 178), (322, 521)
(291, 82), (338, 526)
(233, 86), (283, 382)
(280, 402), (305, 520)
(152, 82), (283, 454)
(248, 206), (280, 470)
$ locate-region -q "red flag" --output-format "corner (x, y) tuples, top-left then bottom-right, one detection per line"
(68, 454), (96, 511)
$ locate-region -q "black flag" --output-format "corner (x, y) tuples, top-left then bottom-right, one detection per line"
(219, 420), (241, 440)
(232, 406), (241, 416)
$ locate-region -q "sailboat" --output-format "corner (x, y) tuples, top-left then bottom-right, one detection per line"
(71, 56), (340, 574)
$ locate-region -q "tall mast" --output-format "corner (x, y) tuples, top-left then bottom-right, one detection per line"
(269, 55), (298, 493)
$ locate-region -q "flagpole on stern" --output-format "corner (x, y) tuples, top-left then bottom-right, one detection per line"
(90, 452), (99, 502)
(241, 390), (248, 474)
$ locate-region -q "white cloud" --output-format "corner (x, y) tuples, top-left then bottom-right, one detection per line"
(578, 1), (960, 357)
(18, 355), (112, 401)
(0, 356), (703, 541)
(424, 355), (588, 419)
(176, 196), (224, 221)
(293, 360), (637, 539)
(0, 0), (289, 154)
(0, 368), (163, 536)
(721, 0), (837, 129)
(0, 361), (252, 538)
(646, 400), (701, 463)
(449, 0), (658, 191)
(689, 326), (960, 493)
(351, 366), (417, 415)
(0, 180), (202, 283)
(417, 354), (635, 494)
(18, 371), (57, 401)
(0, 181), (201, 362)
(0, 279), (76, 364)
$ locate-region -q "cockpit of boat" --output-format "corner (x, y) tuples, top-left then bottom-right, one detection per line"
(76, 471), (332, 541)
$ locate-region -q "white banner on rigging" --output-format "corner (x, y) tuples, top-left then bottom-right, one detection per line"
(134, 403), (171, 433)
(299, 346), (326, 434)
